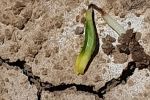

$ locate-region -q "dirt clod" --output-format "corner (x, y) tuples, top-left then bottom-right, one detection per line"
(102, 35), (116, 43)
(128, 79), (134, 86)
(113, 50), (128, 64)
(75, 26), (84, 35)
(117, 29), (134, 55)
(102, 35), (116, 55)
(102, 43), (115, 55)
(117, 29), (150, 69)
(76, 15), (80, 22)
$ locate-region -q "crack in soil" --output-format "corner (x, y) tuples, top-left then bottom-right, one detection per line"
(0, 57), (137, 100)
(0, 30), (150, 100)
(98, 61), (136, 95)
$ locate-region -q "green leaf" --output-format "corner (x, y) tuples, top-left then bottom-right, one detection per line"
(74, 8), (96, 75)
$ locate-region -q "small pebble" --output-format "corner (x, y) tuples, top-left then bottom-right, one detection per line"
(75, 26), (84, 35)
(76, 15), (80, 22)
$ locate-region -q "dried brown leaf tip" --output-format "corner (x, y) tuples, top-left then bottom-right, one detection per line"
(89, 4), (126, 35)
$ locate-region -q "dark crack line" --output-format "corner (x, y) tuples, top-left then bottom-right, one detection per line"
(97, 61), (136, 95)
(0, 57), (139, 100)
(37, 89), (42, 100)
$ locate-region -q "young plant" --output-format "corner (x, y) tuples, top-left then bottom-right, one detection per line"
(89, 4), (126, 35)
(75, 7), (96, 75)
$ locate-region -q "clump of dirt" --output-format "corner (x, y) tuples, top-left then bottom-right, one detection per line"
(117, 29), (134, 55)
(117, 29), (150, 69)
(102, 29), (150, 67)
(112, 50), (128, 64)
(101, 35), (116, 55)
(75, 26), (84, 35)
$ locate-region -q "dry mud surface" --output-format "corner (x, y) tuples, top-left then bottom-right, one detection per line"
(0, 0), (150, 100)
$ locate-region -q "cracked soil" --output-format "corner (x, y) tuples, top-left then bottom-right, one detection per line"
(0, 0), (150, 100)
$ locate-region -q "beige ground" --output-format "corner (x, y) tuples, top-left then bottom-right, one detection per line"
(0, 0), (150, 100)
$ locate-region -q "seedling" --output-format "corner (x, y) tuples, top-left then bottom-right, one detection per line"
(75, 7), (96, 75)
(75, 4), (126, 75)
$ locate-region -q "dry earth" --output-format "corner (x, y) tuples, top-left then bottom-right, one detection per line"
(0, 0), (150, 100)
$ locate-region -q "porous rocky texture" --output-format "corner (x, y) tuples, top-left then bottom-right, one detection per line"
(0, 64), (37, 100)
(112, 50), (128, 64)
(0, 0), (150, 100)
(105, 0), (150, 17)
(41, 91), (98, 100)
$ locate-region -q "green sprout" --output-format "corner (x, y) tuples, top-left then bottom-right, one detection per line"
(74, 7), (96, 75)
(74, 4), (126, 75)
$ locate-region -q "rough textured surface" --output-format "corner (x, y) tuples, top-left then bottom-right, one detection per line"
(117, 29), (150, 69)
(101, 35), (116, 55)
(41, 91), (97, 100)
(112, 50), (128, 64)
(0, 64), (37, 100)
(0, 0), (150, 100)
